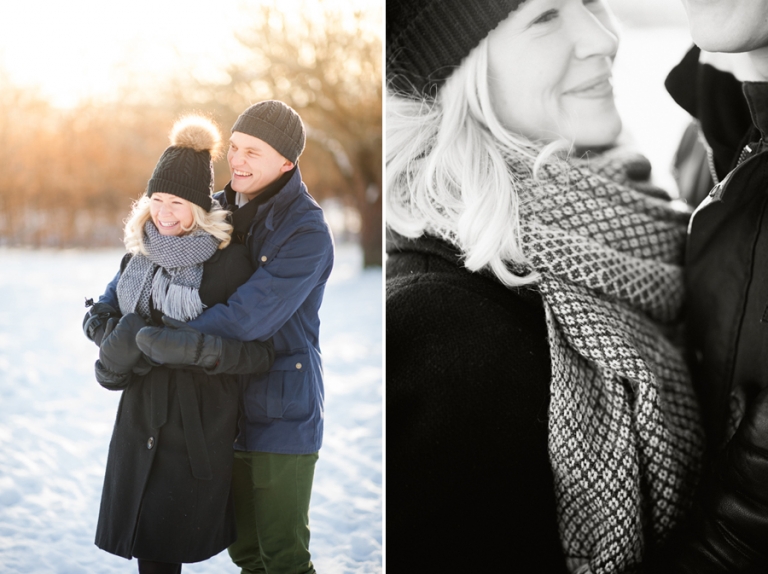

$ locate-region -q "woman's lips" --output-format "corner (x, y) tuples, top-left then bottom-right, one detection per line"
(563, 74), (614, 98)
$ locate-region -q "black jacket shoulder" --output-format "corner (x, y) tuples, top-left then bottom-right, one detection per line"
(386, 234), (566, 573)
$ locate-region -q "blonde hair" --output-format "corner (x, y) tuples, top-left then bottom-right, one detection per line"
(387, 37), (569, 287)
(123, 195), (233, 255)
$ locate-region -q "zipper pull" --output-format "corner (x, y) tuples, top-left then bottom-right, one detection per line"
(709, 181), (726, 201)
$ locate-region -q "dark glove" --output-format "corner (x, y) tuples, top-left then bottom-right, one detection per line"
(645, 387), (768, 573)
(99, 313), (147, 375)
(94, 359), (131, 391)
(83, 301), (120, 346)
(132, 355), (153, 376)
(136, 316), (275, 374)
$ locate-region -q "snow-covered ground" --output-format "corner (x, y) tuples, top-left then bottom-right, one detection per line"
(0, 242), (382, 574)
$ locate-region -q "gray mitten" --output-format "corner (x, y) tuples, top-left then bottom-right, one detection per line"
(94, 359), (130, 391)
(99, 313), (147, 375)
(136, 316), (222, 369)
(137, 316), (274, 374)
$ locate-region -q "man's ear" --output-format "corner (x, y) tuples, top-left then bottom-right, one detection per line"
(280, 160), (295, 173)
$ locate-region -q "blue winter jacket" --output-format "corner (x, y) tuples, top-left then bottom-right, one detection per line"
(99, 167), (334, 454)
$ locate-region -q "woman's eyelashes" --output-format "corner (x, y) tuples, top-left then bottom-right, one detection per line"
(531, 0), (604, 27)
(531, 9), (558, 26)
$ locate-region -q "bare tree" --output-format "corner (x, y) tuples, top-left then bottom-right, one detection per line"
(0, 78), (169, 246)
(180, 2), (382, 266)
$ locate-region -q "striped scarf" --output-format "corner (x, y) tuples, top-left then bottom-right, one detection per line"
(116, 221), (219, 323)
(516, 150), (704, 574)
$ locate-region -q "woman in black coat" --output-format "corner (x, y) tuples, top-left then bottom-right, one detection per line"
(386, 1), (768, 572)
(83, 116), (273, 573)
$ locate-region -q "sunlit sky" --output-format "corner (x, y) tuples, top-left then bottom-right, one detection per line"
(0, 0), (382, 108)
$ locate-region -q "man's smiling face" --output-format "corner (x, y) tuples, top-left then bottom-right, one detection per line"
(227, 131), (294, 200)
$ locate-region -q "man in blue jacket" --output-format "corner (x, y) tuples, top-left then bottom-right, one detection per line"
(199, 100), (334, 574)
(88, 100), (334, 574)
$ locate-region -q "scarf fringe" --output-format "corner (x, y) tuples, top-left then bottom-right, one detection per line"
(152, 272), (204, 322)
(117, 221), (219, 323)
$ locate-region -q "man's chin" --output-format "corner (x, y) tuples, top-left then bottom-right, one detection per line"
(694, 37), (754, 54)
(230, 180), (251, 194)
(689, 21), (768, 54)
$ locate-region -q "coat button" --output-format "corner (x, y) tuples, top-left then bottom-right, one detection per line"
(147, 437), (155, 450)
(261, 255), (267, 262)
(295, 362), (302, 370)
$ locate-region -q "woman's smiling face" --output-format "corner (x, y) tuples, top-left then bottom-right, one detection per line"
(486, 0), (622, 148)
(149, 192), (195, 236)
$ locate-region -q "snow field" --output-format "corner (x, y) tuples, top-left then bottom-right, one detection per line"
(0, 243), (382, 573)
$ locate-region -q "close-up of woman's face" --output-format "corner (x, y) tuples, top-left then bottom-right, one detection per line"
(486, 0), (622, 148)
(149, 192), (195, 236)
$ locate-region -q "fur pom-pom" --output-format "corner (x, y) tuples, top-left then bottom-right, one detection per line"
(170, 115), (222, 158)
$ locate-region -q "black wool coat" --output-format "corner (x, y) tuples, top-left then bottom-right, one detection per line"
(386, 234), (569, 573)
(95, 243), (254, 563)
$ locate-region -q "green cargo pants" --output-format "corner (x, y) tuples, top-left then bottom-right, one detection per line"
(228, 451), (318, 574)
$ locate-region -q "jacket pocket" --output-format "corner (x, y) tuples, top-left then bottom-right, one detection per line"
(244, 350), (310, 422)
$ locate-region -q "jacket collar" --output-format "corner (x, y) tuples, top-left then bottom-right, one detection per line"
(742, 82), (768, 142)
(666, 45), (755, 179)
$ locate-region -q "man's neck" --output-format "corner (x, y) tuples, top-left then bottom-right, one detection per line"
(749, 46), (768, 81)
(236, 192), (250, 207)
(700, 49), (767, 81)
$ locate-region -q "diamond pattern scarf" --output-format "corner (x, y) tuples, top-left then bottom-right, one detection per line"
(515, 150), (705, 574)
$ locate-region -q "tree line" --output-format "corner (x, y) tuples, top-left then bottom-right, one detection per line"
(0, 3), (382, 266)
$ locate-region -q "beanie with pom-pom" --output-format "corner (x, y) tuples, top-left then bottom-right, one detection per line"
(147, 115), (222, 211)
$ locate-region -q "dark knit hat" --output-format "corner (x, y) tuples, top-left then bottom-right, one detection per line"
(231, 100), (306, 163)
(147, 116), (222, 211)
(387, 0), (527, 97)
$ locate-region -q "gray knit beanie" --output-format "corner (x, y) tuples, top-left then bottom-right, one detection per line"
(387, 0), (528, 97)
(147, 116), (222, 211)
(231, 100), (306, 163)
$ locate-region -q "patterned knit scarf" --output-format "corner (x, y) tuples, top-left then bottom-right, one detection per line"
(116, 221), (220, 322)
(514, 150), (705, 574)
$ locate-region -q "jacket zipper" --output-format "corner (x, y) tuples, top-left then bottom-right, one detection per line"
(706, 145), (720, 186)
(736, 143), (755, 167)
